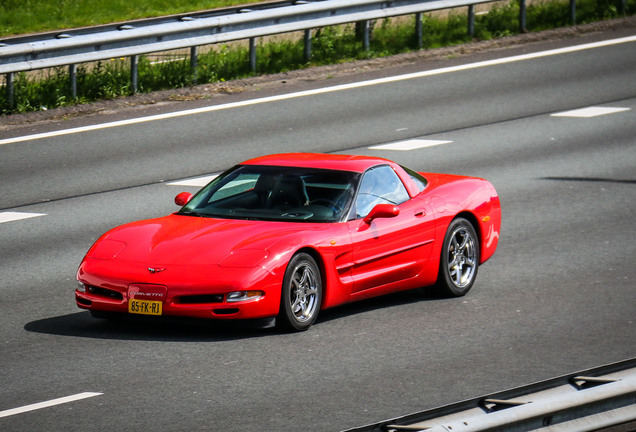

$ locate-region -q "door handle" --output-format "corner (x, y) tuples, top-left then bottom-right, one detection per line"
(414, 208), (427, 217)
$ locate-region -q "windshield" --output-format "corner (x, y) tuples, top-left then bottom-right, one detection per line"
(179, 165), (360, 222)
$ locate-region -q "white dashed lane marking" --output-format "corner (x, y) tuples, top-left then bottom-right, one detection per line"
(0, 212), (46, 224)
(369, 139), (452, 151)
(551, 106), (631, 118)
(166, 174), (218, 187)
(164, 140), (454, 188)
(0, 392), (103, 418)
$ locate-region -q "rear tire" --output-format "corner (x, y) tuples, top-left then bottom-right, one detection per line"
(277, 253), (322, 332)
(435, 218), (479, 297)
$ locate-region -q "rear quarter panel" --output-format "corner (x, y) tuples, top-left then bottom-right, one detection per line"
(420, 173), (501, 266)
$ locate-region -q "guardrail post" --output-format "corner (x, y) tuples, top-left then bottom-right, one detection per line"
(415, 12), (423, 49)
(190, 46), (198, 85)
(569, 0), (576, 25)
(249, 37), (257, 72)
(355, 20), (371, 51)
(467, 5), (475, 37)
(519, 0), (527, 32)
(69, 64), (77, 100)
(131, 55), (139, 94)
(304, 29), (312, 62)
(5, 72), (15, 110)
(361, 20), (370, 51)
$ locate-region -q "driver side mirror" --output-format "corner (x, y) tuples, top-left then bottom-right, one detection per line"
(363, 203), (399, 224)
(174, 192), (193, 207)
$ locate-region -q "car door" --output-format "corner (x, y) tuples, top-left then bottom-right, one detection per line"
(346, 165), (436, 294)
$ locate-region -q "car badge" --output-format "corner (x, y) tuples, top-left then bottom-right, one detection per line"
(147, 267), (166, 274)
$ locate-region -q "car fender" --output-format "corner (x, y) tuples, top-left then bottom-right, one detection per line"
(263, 222), (354, 309)
(422, 174), (501, 268)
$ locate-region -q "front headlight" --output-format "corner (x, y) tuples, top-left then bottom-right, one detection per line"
(86, 239), (126, 260)
(226, 291), (264, 303)
(77, 281), (87, 293)
(219, 249), (269, 268)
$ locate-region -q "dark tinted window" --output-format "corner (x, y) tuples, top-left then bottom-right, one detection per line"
(179, 165), (359, 222)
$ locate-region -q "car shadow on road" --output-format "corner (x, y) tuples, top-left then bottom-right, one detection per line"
(24, 311), (278, 342)
(24, 288), (448, 341)
(315, 287), (449, 325)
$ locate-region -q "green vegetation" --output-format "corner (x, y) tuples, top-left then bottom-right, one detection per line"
(0, 0), (254, 37)
(1, 0), (633, 114)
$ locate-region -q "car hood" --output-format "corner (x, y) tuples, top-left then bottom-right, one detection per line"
(88, 214), (327, 267)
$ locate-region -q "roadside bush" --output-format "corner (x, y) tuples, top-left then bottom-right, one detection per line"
(198, 45), (252, 82)
(475, 1), (519, 39)
(311, 25), (362, 63)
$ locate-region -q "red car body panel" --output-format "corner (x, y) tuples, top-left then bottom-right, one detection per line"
(76, 153), (500, 322)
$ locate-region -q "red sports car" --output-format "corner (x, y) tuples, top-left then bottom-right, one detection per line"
(76, 153), (500, 331)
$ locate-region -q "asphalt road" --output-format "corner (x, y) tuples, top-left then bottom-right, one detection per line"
(1, 27), (635, 431)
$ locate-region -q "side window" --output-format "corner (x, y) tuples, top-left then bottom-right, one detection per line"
(352, 165), (410, 219)
(401, 165), (428, 192)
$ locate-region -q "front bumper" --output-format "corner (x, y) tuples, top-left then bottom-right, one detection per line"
(75, 258), (283, 320)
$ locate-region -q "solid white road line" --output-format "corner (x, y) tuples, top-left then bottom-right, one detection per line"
(1, 35), (635, 147)
(0, 392), (103, 419)
(369, 139), (452, 150)
(0, 212), (46, 224)
(551, 106), (631, 117)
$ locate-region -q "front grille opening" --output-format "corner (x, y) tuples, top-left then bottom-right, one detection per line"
(178, 294), (224, 304)
(213, 308), (239, 315)
(76, 297), (92, 306)
(87, 285), (123, 301)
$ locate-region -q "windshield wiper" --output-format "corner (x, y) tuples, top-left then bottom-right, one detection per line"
(178, 210), (203, 217)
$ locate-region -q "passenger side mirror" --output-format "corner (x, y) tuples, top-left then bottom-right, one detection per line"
(363, 203), (399, 224)
(174, 192), (193, 207)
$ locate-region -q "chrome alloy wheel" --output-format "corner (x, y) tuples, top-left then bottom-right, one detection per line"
(279, 252), (323, 331)
(436, 218), (480, 297)
(289, 262), (320, 323)
(447, 225), (478, 288)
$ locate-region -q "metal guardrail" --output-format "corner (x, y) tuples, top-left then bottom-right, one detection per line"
(0, 0), (609, 107)
(0, 0), (523, 107)
(0, 0), (492, 74)
(342, 358), (636, 432)
(0, 0), (313, 46)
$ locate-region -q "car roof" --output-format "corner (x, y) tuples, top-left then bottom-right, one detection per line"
(240, 153), (393, 173)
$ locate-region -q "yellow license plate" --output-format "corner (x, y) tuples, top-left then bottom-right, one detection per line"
(128, 299), (162, 316)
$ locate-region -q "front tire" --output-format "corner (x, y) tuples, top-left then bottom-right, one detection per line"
(278, 253), (322, 332)
(436, 218), (479, 297)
